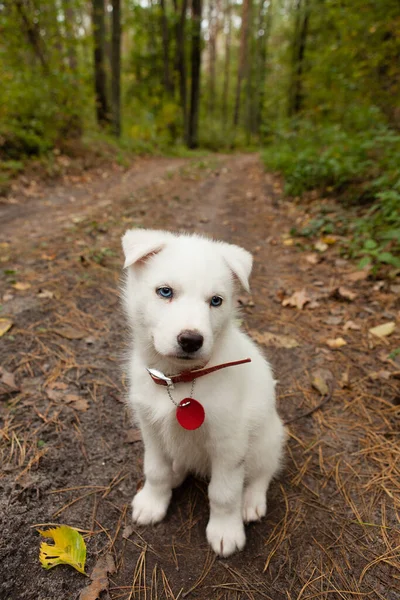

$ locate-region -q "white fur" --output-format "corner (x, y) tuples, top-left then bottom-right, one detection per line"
(121, 229), (286, 557)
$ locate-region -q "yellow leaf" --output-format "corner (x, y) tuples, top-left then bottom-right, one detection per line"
(321, 235), (336, 245)
(12, 282), (31, 291)
(369, 322), (395, 338)
(38, 525), (87, 575)
(326, 337), (347, 349)
(0, 318), (13, 337)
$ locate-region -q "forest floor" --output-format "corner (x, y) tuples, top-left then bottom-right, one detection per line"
(0, 153), (399, 600)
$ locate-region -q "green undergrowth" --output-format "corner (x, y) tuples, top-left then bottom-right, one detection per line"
(262, 118), (400, 272)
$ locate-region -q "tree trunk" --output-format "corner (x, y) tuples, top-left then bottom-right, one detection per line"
(208, 0), (216, 114)
(288, 0), (309, 117)
(62, 0), (78, 73)
(111, 0), (122, 137)
(222, 0), (232, 124)
(14, 0), (49, 73)
(254, 0), (273, 133)
(187, 0), (202, 148)
(92, 0), (111, 126)
(173, 0), (188, 138)
(160, 0), (173, 95)
(233, 0), (251, 127)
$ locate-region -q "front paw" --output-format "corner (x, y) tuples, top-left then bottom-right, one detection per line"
(242, 487), (267, 523)
(206, 516), (246, 557)
(132, 485), (171, 525)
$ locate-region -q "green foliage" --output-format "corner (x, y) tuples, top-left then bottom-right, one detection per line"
(263, 118), (400, 271)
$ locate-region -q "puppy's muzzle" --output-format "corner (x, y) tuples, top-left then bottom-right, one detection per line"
(177, 331), (204, 353)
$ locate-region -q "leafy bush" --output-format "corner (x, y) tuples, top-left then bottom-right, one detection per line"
(262, 119), (400, 270)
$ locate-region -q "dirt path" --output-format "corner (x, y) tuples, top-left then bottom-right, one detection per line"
(1, 154), (399, 600)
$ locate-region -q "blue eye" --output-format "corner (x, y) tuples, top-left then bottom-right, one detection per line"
(210, 296), (223, 307)
(157, 286), (173, 299)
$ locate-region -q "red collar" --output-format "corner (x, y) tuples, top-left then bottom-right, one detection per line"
(147, 358), (251, 387)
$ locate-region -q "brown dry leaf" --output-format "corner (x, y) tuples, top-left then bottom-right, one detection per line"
(324, 316), (343, 326)
(336, 287), (357, 301)
(38, 290), (54, 299)
(12, 282), (31, 291)
(126, 428), (142, 444)
(326, 337), (347, 349)
(46, 389), (63, 402)
(249, 330), (300, 348)
(346, 269), (370, 283)
(339, 371), (350, 388)
(305, 253), (320, 265)
(70, 399), (89, 411)
(79, 554), (115, 600)
(65, 394), (81, 403)
(122, 524), (134, 540)
(0, 318), (13, 337)
(282, 289), (310, 310)
(49, 381), (68, 390)
(54, 326), (86, 340)
(311, 368), (333, 396)
(0, 367), (18, 390)
(369, 370), (391, 380)
(369, 322), (395, 338)
(343, 320), (361, 331)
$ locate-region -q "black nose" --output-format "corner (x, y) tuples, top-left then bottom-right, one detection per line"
(177, 331), (204, 353)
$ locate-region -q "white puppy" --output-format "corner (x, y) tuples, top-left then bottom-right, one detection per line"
(121, 229), (285, 557)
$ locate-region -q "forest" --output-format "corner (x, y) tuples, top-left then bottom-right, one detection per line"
(1, 0), (400, 265)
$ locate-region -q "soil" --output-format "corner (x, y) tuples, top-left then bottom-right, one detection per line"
(0, 153), (399, 600)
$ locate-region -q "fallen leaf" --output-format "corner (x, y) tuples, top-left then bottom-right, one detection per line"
(38, 526), (86, 575)
(250, 330), (300, 348)
(369, 322), (395, 338)
(79, 554), (115, 600)
(126, 429), (142, 443)
(49, 381), (68, 390)
(3, 292), (14, 302)
(305, 253), (320, 265)
(283, 238), (294, 246)
(333, 287), (357, 301)
(69, 398), (89, 411)
(0, 318), (13, 337)
(339, 371), (350, 388)
(369, 370), (391, 380)
(12, 282), (31, 291)
(54, 326), (86, 340)
(122, 524), (134, 540)
(346, 269), (370, 282)
(311, 368), (333, 396)
(321, 235), (337, 245)
(282, 289), (310, 310)
(314, 240), (328, 252)
(343, 320), (361, 331)
(0, 367), (18, 390)
(326, 337), (347, 349)
(324, 316), (343, 326)
(38, 289), (54, 299)
(390, 284), (400, 294)
(46, 389), (63, 402)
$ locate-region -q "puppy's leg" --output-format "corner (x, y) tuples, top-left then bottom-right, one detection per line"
(243, 413), (285, 523)
(132, 422), (173, 525)
(206, 456), (246, 557)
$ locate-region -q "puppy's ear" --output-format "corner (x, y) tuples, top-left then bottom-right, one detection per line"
(219, 242), (253, 292)
(122, 229), (172, 269)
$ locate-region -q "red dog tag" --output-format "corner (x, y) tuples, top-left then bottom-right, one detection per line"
(176, 398), (205, 430)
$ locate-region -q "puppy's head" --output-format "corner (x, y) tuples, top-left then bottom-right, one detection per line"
(122, 229), (252, 369)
